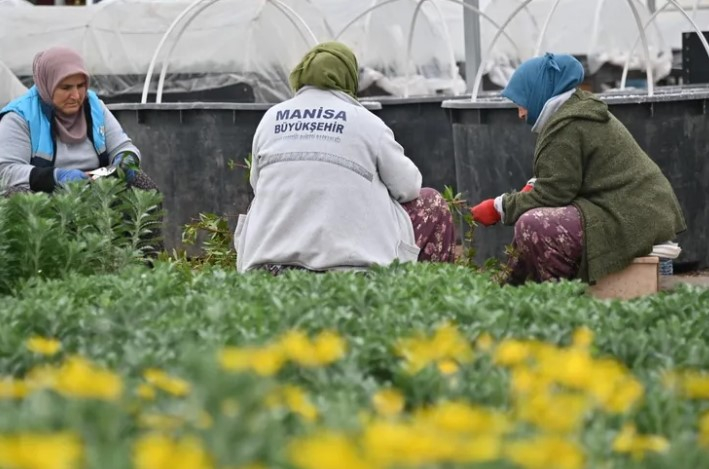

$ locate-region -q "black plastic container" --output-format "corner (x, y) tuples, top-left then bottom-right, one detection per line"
(443, 86), (709, 268)
(108, 102), (269, 251)
(364, 95), (460, 193)
(683, 31), (709, 85)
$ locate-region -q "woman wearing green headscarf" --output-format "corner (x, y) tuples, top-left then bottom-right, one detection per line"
(234, 42), (456, 274)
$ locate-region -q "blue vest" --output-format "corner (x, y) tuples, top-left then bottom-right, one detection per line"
(0, 86), (108, 168)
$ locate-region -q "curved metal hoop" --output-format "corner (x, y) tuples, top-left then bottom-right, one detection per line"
(143, 0), (319, 104)
(620, 0), (709, 90)
(334, 0), (523, 99)
(623, 0), (655, 95)
(534, 0), (564, 57)
(141, 0), (208, 104)
(470, 0), (532, 101)
(404, 0), (459, 97)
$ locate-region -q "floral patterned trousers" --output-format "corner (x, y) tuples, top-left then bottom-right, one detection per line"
(401, 187), (456, 263)
(506, 206), (584, 285)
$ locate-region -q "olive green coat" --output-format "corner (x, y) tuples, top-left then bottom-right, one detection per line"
(503, 90), (686, 283)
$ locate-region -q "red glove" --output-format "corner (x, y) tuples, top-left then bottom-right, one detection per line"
(521, 177), (536, 193)
(471, 199), (501, 226)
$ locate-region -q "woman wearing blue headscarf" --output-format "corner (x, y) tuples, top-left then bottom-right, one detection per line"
(471, 53), (685, 285)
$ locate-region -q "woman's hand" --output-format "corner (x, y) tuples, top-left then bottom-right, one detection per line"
(54, 168), (89, 185)
(471, 199), (501, 226)
(112, 152), (140, 183)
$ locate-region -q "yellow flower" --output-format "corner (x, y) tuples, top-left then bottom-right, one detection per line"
(430, 323), (474, 361)
(311, 330), (347, 365)
(493, 339), (531, 367)
(266, 385), (318, 422)
(283, 386), (318, 422)
(395, 336), (431, 374)
(28, 356), (123, 401)
(571, 327), (594, 348)
(218, 346), (285, 376)
(666, 370), (709, 399)
(698, 412), (709, 446)
(288, 432), (368, 469)
(0, 432), (82, 469)
(360, 414), (503, 466)
(396, 323), (473, 374)
(505, 435), (584, 469)
(143, 369), (191, 397)
(516, 390), (590, 433)
(278, 330), (346, 368)
(570, 358), (643, 413)
(0, 379), (28, 399)
(414, 401), (510, 436)
(509, 367), (549, 395)
(56, 357), (123, 400)
(372, 389), (405, 417)
(599, 376), (644, 414)
(277, 331), (313, 365)
(612, 424), (670, 460)
(437, 359), (460, 375)
(361, 420), (440, 466)
(26, 336), (62, 356)
(537, 347), (595, 390)
(134, 434), (214, 469)
(452, 435), (501, 463)
(137, 384), (156, 400)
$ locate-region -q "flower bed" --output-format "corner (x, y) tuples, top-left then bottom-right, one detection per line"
(1, 261), (709, 469)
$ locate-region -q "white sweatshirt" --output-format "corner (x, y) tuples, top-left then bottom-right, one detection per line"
(235, 87), (422, 272)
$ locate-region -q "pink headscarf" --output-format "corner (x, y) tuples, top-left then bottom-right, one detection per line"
(32, 46), (90, 144)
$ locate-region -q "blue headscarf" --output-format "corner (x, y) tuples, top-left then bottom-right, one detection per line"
(501, 53), (585, 126)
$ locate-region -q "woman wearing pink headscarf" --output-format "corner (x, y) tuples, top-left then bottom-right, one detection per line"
(0, 46), (157, 194)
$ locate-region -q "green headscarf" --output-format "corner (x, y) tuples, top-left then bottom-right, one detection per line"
(289, 42), (359, 98)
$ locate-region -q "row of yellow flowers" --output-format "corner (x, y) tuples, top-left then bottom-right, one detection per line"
(3, 326), (709, 469)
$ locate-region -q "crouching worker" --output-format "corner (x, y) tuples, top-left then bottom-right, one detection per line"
(0, 46), (158, 195)
(234, 42), (456, 274)
(471, 53), (686, 285)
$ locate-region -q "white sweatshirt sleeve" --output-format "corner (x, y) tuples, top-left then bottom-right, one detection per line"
(376, 126), (422, 203)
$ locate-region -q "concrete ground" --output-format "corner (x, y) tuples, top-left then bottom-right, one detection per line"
(660, 272), (709, 291)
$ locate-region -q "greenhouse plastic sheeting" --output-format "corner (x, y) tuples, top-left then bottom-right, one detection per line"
(0, 60), (26, 108)
(0, 0), (466, 101)
(334, 0), (675, 88)
(0, 0), (334, 103)
(0, 0), (686, 101)
(475, 0), (672, 87)
(656, 1), (709, 50)
(316, 0), (466, 96)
